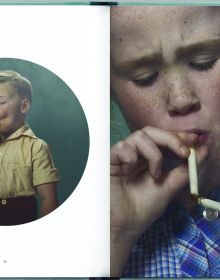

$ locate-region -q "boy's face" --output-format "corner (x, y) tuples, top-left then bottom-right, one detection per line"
(0, 82), (29, 137)
(111, 7), (220, 189)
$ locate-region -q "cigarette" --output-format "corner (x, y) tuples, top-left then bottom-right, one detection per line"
(188, 148), (220, 215)
(188, 148), (199, 196)
(198, 198), (220, 212)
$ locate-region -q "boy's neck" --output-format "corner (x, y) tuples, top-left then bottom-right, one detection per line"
(4, 122), (26, 139)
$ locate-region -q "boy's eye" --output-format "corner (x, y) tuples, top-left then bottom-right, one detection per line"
(0, 97), (7, 104)
(132, 72), (158, 88)
(190, 58), (218, 71)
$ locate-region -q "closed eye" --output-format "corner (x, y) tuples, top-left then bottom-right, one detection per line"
(190, 58), (218, 71)
(132, 72), (159, 88)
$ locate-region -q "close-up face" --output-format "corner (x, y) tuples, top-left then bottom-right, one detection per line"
(111, 6), (220, 188)
(0, 82), (27, 137)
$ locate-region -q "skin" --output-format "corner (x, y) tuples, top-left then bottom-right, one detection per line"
(36, 182), (57, 217)
(110, 6), (220, 276)
(0, 83), (29, 138)
(0, 82), (57, 218)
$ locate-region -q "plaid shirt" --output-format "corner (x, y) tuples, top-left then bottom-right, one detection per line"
(123, 202), (220, 277)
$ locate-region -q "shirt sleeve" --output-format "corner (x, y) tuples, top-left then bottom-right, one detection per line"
(32, 139), (60, 186)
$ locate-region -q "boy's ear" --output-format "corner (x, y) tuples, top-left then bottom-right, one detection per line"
(20, 98), (31, 114)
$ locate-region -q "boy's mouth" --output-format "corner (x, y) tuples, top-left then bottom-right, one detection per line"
(184, 129), (210, 147)
(197, 133), (209, 146)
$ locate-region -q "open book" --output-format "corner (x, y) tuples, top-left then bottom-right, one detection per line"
(0, 1), (220, 278)
(0, 3), (109, 277)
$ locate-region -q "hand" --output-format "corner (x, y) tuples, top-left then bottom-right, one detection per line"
(110, 126), (207, 276)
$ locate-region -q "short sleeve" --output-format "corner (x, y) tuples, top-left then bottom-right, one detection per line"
(32, 139), (60, 186)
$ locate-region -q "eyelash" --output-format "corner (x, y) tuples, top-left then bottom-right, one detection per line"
(189, 58), (218, 71)
(132, 58), (218, 88)
(132, 72), (159, 88)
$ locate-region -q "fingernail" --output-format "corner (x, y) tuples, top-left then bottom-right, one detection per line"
(180, 146), (189, 155)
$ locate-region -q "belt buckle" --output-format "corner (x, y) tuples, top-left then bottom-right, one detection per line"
(1, 199), (7, 205)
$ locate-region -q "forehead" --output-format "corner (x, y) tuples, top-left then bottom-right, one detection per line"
(0, 82), (17, 98)
(111, 7), (220, 63)
(111, 6), (220, 35)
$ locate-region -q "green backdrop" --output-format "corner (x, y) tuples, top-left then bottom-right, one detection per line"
(0, 58), (90, 209)
(110, 99), (130, 146)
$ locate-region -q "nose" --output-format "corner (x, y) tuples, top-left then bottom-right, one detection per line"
(167, 74), (200, 116)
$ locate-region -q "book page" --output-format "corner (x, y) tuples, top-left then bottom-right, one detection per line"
(0, 5), (109, 277)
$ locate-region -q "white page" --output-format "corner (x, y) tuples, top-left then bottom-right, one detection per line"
(0, 6), (109, 277)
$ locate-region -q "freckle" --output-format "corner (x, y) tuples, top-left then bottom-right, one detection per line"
(184, 20), (187, 24)
(119, 38), (122, 42)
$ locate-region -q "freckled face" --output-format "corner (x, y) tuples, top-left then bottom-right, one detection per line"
(0, 83), (24, 137)
(111, 6), (220, 188)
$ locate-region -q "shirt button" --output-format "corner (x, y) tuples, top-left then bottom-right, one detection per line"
(1, 199), (7, 205)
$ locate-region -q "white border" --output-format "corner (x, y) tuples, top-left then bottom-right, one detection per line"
(0, 6), (109, 277)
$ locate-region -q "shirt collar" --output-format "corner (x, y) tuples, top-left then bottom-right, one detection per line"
(1, 123), (37, 141)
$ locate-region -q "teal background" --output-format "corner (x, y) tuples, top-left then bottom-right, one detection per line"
(0, 58), (89, 208)
(110, 98), (130, 146)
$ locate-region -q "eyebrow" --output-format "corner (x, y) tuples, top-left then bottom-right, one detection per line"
(176, 38), (220, 58)
(111, 52), (162, 76)
(112, 38), (220, 76)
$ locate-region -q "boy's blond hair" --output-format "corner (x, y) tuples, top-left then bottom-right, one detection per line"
(0, 70), (32, 103)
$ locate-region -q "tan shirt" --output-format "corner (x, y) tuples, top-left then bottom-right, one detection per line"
(0, 124), (59, 198)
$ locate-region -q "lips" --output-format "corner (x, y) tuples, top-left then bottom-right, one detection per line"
(185, 129), (210, 146)
(197, 133), (209, 145)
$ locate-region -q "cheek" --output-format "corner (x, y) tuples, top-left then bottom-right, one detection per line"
(0, 107), (9, 119)
(112, 79), (165, 130)
(192, 69), (220, 115)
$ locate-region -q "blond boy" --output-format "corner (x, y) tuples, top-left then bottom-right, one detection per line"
(0, 70), (59, 225)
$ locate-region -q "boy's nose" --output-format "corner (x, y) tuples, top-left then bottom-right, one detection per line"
(166, 75), (200, 116)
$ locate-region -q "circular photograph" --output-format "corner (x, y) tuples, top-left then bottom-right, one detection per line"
(0, 58), (89, 226)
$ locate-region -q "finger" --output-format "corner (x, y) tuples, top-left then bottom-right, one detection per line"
(111, 141), (138, 176)
(123, 127), (190, 177)
(111, 133), (163, 178)
(140, 126), (190, 158)
(123, 158), (148, 180)
(111, 127), (195, 179)
(111, 160), (146, 177)
(124, 131), (163, 178)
